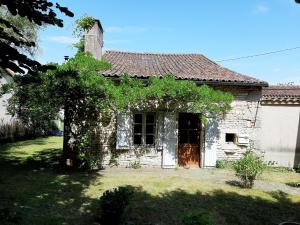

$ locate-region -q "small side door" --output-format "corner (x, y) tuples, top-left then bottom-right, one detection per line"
(204, 117), (218, 167)
(162, 112), (177, 168)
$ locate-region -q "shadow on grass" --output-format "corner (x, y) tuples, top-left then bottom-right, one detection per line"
(116, 186), (300, 225)
(0, 144), (101, 225)
(0, 147), (62, 170)
(286, 182), (300, 188)
(225, 180), (244, 188)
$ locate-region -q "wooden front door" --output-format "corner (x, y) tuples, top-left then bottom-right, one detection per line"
(178, 113), (201, 167)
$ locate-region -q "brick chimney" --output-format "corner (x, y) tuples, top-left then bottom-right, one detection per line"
(84, 20), (103, 60)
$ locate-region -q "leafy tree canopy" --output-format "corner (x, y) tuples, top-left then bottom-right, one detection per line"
(0, 0), (74, 74)
(0, 6), (39, 57)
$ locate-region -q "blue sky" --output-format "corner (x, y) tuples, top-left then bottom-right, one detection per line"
(38, 0), (300, 84)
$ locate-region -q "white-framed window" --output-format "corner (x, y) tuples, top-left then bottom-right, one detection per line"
(133, 113), (156, 146)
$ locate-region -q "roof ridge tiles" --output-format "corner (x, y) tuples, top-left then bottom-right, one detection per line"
(104, 49), (202, 56)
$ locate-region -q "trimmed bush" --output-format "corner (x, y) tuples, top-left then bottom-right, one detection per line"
(99, 186), (135, 225)
(182, 212), (216, 225)
(233, 151), (266, 188)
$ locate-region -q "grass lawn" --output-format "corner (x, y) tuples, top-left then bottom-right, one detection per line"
(1, 137), (300, 225)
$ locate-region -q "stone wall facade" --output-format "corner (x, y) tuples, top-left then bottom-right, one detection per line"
(96, 116), (163, 168)
(215, 86), (263, 161)
(97, 85), (263, 168)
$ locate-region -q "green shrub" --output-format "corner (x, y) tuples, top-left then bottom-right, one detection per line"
(182, 212), (216, 225)
(99, 186), (135, 225)
(129, 161), (141, 169)
(109, 148), (120, 167)
(216, 160), (226, 169)
(233, 151), (266, 188)
(295, 163), (300, 173)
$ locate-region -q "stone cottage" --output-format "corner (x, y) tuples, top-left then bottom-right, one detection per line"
(84, 20), (269, 168)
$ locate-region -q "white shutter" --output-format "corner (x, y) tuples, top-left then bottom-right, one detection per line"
(204, 117), (219, 167)
(116, 112), (132, 149)
(156, 111), (164, 150)
(162, 112), (177, 168)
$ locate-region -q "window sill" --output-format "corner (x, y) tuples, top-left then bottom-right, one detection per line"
(222, 143), (239, 150)
(133, 145), (156, 150)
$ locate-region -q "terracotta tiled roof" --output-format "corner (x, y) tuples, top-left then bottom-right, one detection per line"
(261, 86), (300, 105)
(262, 85), (300, 97)
(102, 50), (267, 86)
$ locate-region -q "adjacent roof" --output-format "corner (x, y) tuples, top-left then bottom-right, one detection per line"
(102, 51), (268, 87)
(262, 85), (300, 97)
(262, 85), (300, 105)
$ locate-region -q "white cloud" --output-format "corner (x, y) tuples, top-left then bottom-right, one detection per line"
(105, 26), (148, 33)
(45, 36), (78, 44)
(254, 4), (270, 14)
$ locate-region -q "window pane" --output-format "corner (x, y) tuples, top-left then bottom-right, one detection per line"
(146, 114), (155, 123)
(134, 135), (142, 145)
(146, 135), (154, 145)
(134, 124), (142, 134)
(134, 114), (142, 123)
(146, 124), (154, 134)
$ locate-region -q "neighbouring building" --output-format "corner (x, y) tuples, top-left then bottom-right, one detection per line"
(0, 69), (13, 124)
(260, 85), (300, 167)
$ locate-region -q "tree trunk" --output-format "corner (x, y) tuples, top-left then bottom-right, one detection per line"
(61, 100), (79, 169)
